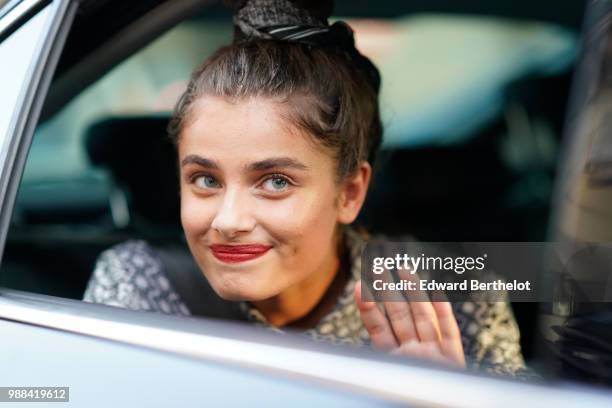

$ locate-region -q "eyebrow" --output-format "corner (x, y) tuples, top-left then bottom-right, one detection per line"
(181, 155), (219, 169)
(246, 157), (309, 172)
(180, 155), (308, 172)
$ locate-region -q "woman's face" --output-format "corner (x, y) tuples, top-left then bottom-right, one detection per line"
(178, 96), (364, 301)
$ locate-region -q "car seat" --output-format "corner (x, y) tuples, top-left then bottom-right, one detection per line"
(85, 116), (244, 320)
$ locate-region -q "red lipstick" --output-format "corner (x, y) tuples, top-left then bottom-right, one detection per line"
(210, 244), (272, 263)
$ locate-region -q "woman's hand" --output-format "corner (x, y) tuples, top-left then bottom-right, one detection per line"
(354, 279), (466, 368)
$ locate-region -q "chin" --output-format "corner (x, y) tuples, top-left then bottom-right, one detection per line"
(210, 276), (274, 302)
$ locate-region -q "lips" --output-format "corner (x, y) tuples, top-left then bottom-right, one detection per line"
(209, 244), (272, 264)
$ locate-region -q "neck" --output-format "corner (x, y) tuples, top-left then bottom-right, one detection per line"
(252, 234), (343, 327)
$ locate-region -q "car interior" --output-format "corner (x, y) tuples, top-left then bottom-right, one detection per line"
(0, 0), (589, 370)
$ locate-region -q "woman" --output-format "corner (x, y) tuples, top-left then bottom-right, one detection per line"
(84, 0), (527, 375)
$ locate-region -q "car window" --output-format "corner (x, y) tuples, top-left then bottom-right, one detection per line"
(5, 12), (579, 293)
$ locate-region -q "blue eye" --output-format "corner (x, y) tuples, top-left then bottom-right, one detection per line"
(194, 175), (220, 189)
(262, 175), (289, 192)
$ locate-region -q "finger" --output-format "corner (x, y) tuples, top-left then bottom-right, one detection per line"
(380, 263), (418, 343)
(398, 269), (441, 343)
(430, 289), (449, 303)
(432, 301), (465, 367)
(383, 300), (418, 344)
(354, 280), (399, 351)
(430, 290), (457, 343)
(432, 301), (460, 339)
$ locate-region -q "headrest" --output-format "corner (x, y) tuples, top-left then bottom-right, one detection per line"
(85, 116), (180, 226)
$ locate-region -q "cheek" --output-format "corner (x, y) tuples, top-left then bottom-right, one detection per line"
(180, 193), (216, 236)
(257, 188), (339, 252)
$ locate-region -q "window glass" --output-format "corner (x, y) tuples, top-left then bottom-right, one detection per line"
(7, 10), (580, 314)
(25, 20), (232, 182)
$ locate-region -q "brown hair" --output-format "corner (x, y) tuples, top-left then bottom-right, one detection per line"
(168, 39), (382, 181)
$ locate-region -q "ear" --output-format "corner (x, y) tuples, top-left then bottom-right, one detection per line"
(337, 161), (372, 224)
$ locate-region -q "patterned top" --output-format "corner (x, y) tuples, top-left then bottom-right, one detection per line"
(83, 228), (530, 377)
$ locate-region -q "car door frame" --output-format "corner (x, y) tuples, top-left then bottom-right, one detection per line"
(0, 0), (76, 262)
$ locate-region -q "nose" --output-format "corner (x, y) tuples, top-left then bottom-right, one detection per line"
(210, 187), (256, 239)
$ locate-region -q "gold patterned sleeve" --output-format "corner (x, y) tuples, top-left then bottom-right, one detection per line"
(452, 299), (534, 377)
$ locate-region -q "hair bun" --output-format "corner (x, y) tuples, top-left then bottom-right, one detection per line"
(229, 0), (380, 94)
(232, 0), (332, 40)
